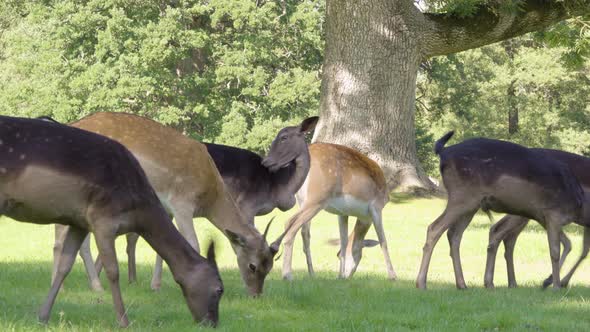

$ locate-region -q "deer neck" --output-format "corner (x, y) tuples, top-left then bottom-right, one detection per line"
(271, 152), (310, 210)
(139, 207), (203, 282)
(208, 190), (261, 243)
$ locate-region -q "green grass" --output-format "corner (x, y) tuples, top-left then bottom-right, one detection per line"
(1, 197), (590, 331)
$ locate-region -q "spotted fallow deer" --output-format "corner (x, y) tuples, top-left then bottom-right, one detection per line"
(54, 112), (277, 296)
(484, 148), (590, 289)
(0, 115), (222, 327)
(417, 131), (586, 290)
(271, 143), (397, 280)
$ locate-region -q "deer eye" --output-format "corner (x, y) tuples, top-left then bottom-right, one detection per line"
(280, 136), (287, 142)
(216, 287), (224, 296)
(248, 263), (257, 272)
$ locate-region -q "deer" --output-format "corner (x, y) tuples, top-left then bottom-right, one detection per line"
(207, 116), (319, 225)
(0, 115), (223, 327)
(484, 148), (590, 289)
(416, 131), (586, 290)
(53, 112), (278, 295)
(270, 143), (397, 281)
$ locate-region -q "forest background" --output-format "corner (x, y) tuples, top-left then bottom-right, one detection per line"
(0, 0), (588, 178)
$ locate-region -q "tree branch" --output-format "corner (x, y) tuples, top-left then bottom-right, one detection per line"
(417, 0), (590, 59)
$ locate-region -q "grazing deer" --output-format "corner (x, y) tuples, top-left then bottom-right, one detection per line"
(207, 116), (319, 225)
(65, 116), (317, 291)
(271, 143), (397, 280)
(485, 148), (590, 288)
(55, 112), (278, 295)
(0, 116), (222, 327)
(417, 131), (585, 290)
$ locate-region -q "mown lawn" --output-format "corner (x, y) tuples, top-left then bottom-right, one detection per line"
(1, 197), (590, 331)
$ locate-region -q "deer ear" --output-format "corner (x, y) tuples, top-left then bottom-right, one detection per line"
(225, 229), (246, 247)
(270, 243), (279, 256)
(299, 116), (319, 134)
(207, 242), (219, 271)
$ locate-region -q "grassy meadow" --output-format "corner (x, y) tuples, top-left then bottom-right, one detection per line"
(1, 196), (590, 331)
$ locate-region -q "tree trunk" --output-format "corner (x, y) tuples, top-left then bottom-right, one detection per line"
(313, 0), (589, 194)
(504, 40), (519, 136)
(508, 81), (519, 135)
(313, 0), (435, 193)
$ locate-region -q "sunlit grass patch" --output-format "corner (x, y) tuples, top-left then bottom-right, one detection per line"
(1, 197), (590, 330)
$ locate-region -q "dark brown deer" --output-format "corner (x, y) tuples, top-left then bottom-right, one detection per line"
(271, 143), (396, 280)
(57, 112), (277, 295)
(208, 116), (319, 225)
(0, 115), (222, 327)
(417, 131), (585, 290)
(484, 148), (590, 288)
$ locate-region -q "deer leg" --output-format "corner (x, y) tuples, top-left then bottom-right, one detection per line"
(341, 218), (371, 278)
(447, 211), (477, 289)
(416, 199), (478, 289)
(542, 229), (572, 288)
(300, 222), (314, 277)
(337, 215), (349, 278)
(484, 215), (529, 288)
(543, 227), (585, 288)
(503, 229), (520, 288)
(94, 228), (129, 327)
(369, 204), (397, 280)
(152, 258), (163, 290)
(79, 234), (103, 291)
(39, 225), (87, 324)
(126, 232), (139, 284)
(282, 204), (323, 281)
(545, 220), (562, 289)
(94, 254), (103, 276)
(51, 225), (67, 288)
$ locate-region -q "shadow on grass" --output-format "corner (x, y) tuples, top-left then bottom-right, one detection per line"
(467, 214), (586, 236)
(2, 261), (590, 331)
(388, 193), (418, 204)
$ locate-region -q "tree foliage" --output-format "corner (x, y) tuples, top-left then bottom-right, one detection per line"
(0, 0), (324, 154)
(0, 0), (588, 172)
(417, 33), (590, 175)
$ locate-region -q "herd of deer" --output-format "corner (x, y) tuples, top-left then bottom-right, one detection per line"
(1, 112), (589, 327)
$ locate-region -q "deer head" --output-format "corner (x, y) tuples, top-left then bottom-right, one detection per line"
(225, 218), (278, 296)
(178, 243), (223, 327)
(262, 116), (319, 172)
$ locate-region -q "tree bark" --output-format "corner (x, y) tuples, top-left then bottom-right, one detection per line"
(507, 80), (519, 135)
(313, 0), (432, 193)
(504, 40), (519, 136)
(314, 0), (590, 193)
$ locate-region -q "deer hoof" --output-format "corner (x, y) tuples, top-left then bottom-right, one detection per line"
(119, 316), (130, 328)
(151, 282), (161, 291)
(37, 314), (49, 325)
(91, 283), (104, 292)
(282, 273), (293, 281)
(542, 278), (553, 289)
